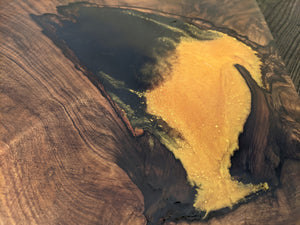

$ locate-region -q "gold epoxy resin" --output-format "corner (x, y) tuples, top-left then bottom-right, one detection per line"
(146, 33), (268, 213)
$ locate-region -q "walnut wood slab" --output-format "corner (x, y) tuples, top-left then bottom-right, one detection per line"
(257, 0), (300, 94)
(0, 1), (299, 225)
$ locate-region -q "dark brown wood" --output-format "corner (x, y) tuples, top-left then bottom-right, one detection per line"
(257, 0), (300, 94)
(0, 1), (299, 225)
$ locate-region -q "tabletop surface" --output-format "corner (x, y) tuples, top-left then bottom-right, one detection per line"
(0, 1), (299, 224)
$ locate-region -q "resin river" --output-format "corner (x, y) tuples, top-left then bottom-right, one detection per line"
(34, 6), (269, 215)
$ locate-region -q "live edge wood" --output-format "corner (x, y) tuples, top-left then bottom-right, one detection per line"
(0, 0), (299, 225)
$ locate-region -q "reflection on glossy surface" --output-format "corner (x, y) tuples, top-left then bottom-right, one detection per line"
(146, 34), (268, 213)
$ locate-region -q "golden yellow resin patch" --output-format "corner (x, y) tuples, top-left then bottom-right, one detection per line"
(146, 33), (268, 213)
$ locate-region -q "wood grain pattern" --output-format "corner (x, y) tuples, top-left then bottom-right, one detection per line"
(0, 0), (299, 224)
(257, 0), (300, 94)
(0, 2), (146, 224)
